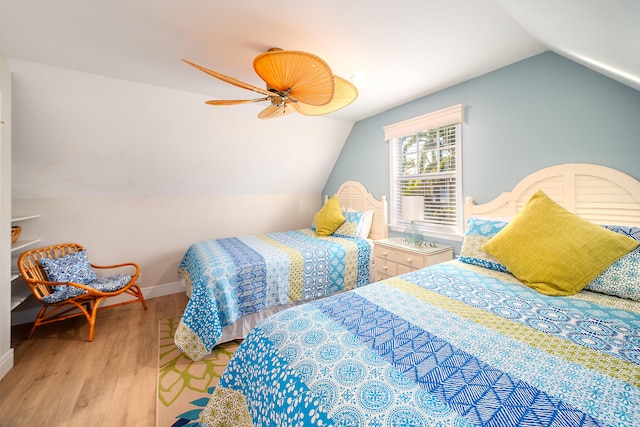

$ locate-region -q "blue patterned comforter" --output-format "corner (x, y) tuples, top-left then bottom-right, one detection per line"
(199, 260), (640, 427)
(175, 229), (372, 360)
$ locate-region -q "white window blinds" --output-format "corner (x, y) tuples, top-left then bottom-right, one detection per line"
(387, 105), (464, 237)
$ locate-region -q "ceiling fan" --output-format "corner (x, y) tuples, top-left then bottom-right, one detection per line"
(182, 48), (358, 119)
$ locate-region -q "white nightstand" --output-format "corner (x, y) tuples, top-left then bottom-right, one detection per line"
(374, 238), (453, 281)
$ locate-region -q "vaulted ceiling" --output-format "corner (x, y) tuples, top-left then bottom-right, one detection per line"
(1, 0), (637, 123)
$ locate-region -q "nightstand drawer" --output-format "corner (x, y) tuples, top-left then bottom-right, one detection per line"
(375, 270), (392, 281)
(374, 258), (398, 277)
(373, 238), (454, 281)
(376, 247), (425, 268)
(375, 248), (426, 269)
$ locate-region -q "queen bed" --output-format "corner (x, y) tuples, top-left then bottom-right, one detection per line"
(175, 180), (388, 361)
(196, 163), (640, 427)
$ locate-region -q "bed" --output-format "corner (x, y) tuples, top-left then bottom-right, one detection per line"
(175, 180), (388, 361)
(197, 163), (640, 427)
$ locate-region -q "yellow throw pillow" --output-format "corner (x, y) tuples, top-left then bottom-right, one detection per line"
(483, 190), (639, 296)
(313, 195), (346, 237)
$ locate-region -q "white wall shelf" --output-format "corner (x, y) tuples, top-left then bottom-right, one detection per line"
(11, 238), (42, 254)
(11, 214), (40, 222)
(10, 285), (32, 311)
(10, 214), (41, 310)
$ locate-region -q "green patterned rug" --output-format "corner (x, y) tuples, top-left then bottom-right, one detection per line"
(156, 317), (240, 427)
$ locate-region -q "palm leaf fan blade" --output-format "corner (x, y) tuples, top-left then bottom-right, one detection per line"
(253, 50), (335, 106)
(181, 59), (272, 97)
(294, 76), (358, 116)
(206, 98), (270, 106)
(258, 102), (296, 119)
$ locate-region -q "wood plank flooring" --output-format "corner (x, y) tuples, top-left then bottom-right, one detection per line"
(0, 292), (188, 427)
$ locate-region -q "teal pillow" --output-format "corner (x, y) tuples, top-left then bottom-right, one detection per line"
(586, 225), (640, 301)
(459, 217), (510, 273)
(333, 211), (365, 238)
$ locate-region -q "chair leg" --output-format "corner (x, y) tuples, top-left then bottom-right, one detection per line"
(134, 284), (148, 310)
(28, 319), (40, 340)
(29, 287), (147, 342)
(87, 299), (103, 342)
(28, 306), (49, 339)
(87, 322), (96, 342)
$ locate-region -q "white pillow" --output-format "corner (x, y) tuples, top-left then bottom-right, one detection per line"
(346, 207), (374, 238)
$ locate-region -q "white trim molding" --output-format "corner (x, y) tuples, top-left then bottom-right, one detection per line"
(0, 349), (14, 381)
(383, 103), (465, 141)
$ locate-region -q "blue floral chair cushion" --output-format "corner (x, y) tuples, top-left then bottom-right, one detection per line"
(90, 273), (132, 292)
(41, 273), (132, 304)
(39, 250), (132, 304)
(40, 285), (87, 304)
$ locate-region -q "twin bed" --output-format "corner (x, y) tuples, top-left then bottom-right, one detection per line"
(178, 164), (640, 427)
(174, 180), (388, 361)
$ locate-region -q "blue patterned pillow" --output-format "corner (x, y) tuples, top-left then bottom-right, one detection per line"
(40, 250), (97, 287)
(40, 287), (86, 304)
(459, 217), (510, 273)
(585, 225), (640, 301)
(333, 211), (365, 238)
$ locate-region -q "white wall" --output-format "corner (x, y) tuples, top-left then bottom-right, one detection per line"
(0, 53), (14, 379)
(10, 60), (354, 323)
(11, 60), (354, 198)
(12, 193), (320, 288)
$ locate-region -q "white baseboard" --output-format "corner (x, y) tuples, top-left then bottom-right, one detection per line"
(0, 348), (14, 381)
(137, 281), (185, 300)
(10, 281), (185, 326)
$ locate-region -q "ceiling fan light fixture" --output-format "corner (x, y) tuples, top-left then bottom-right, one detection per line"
(258, 102), (296, 119)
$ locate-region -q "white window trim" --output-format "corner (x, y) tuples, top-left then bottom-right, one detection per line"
(385, 104), (465, 242)
(383, 104), (465, 141)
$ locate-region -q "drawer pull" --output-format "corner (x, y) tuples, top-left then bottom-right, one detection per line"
(382, 251), (388, 256)
(406, 257), (413, 263)
(383, 266), (388, 270)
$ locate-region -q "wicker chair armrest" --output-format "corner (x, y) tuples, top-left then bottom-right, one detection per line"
(90, 262), (140, 272)
(34, 279), (137, 298)
(90, 262), (140, 283)
(33, 280), (97, 292)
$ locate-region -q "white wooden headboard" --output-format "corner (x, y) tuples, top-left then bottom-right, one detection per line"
(465, 163), (640, 227)
(325, 180), (388, 240)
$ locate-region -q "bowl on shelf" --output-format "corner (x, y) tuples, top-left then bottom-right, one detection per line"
(11, 225), (22, 243)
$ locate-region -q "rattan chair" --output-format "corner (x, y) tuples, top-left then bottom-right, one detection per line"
(18, 243), (147, 341)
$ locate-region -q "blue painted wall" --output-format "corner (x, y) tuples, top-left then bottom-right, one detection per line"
(324, 52), (640, 217)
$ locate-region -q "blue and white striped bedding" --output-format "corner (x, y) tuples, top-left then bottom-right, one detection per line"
(199, 260), (640, 426)
(174, 229), (372, 361)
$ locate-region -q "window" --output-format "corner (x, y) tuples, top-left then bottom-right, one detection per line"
(384, 104), (464, 239)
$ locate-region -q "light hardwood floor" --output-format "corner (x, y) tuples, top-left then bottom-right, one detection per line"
(0, 292), (188, 427)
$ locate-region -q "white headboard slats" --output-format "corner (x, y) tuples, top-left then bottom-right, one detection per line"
(325, 180), (388, 240)
(465, 163), (640, 227)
